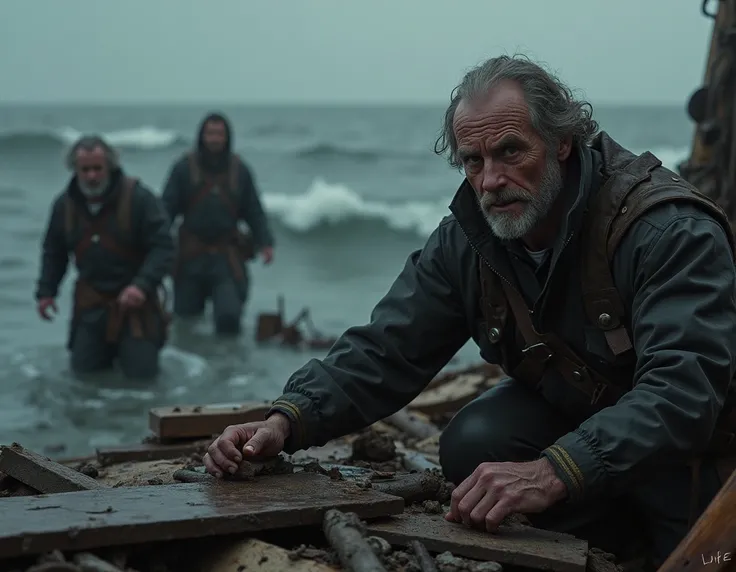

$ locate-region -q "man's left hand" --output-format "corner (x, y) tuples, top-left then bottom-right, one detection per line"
(261, 246), (274, 265)
(446, 458), (567, 532)
(118, 285), (147, 309)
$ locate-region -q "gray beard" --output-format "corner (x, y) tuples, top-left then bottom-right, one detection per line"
(477, 156), (563, 240)
(78, 178), (109, 199)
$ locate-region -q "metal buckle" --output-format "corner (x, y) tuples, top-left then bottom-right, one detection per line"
(521, 343), (553, 363)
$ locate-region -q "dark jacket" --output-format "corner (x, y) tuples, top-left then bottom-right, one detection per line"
(268, 132), (736, 503)
(35, 169), (175, 300)
(160, 154), (274, 249)
(160, 113), (274, 249)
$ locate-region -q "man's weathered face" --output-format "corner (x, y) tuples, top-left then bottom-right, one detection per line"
(75, 146), (110, 197)
(202, 120), (228, 153)
(453, 80), (565, 241)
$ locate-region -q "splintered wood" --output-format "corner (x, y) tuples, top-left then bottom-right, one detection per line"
(0, 472), (404, 559)
(148, 401), (271, 439)
(656, 465), (736, 572)
(0, 444), (107, 493)
(366, 512), (588, 572)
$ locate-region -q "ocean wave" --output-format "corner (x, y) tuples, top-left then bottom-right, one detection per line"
(0, 126), (187, 152)
(293, 142), (417, 162)
(264, 146), (689, 239)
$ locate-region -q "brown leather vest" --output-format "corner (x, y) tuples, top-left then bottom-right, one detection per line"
(479, 136), (736, 453)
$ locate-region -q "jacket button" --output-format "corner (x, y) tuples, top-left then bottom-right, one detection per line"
(91, 234), (100, 243)
(488, 327), (501, 343)
(572, 370), (582, 382)
(598, 313), (612, 327)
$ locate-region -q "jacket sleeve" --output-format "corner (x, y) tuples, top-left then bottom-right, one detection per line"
(542, 205), (736, 501)
(160, 158), (187, 227)
(268, 220), (470, 453)
(132, 184), (176, 295)
(35, 196), (70, 300)
(237, 160), (274, 249)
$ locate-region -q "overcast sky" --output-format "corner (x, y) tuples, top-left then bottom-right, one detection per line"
(0, 1), (714, 105)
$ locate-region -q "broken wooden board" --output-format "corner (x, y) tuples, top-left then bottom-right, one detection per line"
(195, 538), (337, 571)
(408, 374), (491, 417)
(96, 439), (210, 465)
(366, 511), (588, 572)
(0, 444), (107, 493)
(149, 401), (271, 440)
(0, 471), (404, 559)
(656, 461), (736, 572)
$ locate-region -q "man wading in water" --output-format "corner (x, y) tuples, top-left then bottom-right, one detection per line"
(203, 56), (736, 568)
(161, 112), (275, 335)
(35, 135), (174, 379)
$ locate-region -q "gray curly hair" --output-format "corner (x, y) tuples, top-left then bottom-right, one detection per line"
(65, 134), (120, 171)
(434, 54), (599, 169)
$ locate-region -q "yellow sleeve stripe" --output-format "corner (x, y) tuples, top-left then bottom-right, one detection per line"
(546, 444), (584, 493)
(271, 399), (305, 447)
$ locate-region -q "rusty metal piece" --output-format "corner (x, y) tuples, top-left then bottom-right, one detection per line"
(96, 439), (211, 466)
(0, 472), (404, 560)
(0, 444), (107, 493)
(255, 295), (337, 349)
(148, 401), (271, 440)
(366, 512), (588, 572)
(409, 540), (440, 572)
(323, 509), (388, 572)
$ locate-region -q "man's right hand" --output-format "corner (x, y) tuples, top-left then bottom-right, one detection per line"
(37, 298), (58, 321)
(203, 413), (291, 478)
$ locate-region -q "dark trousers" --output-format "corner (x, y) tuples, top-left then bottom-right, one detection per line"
(70, 308), (161, 380)
(438, 378), (723, 568)
(173, 253), (248, 335)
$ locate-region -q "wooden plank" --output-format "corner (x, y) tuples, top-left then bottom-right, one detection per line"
(0, 444), (107, 493)
(196, 538), (337, 571)
(656, 462), (736, 572)
(365, 512), (588, 572)
(408, 374), (490, 417)
(0, 471), (404, 559)
(96, 439), (210, 465)
(149, 401), (272, 439)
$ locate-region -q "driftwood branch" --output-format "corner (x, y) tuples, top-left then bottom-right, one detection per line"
(371, 471), (441, 504)
(384, 409), (440, 441)
(409, 540), (439, 572)
(323, 509), (387, 572)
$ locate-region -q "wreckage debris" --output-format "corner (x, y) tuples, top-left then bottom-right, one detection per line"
(4, 363), (717, 572)
(148, 401), (271, 440)
(256, 294), (338, 349)
(323, 509), (388, 572)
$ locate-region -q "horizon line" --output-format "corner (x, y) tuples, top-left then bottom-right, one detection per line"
(0, 99), (687, 108)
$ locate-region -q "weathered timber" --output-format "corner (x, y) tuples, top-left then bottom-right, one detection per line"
(410, 539), (440, 572)
(96, 439), (210, 466)
(656, 464), (736, 572)
(149, 401), (271, 440)
(365, 511), (588, 572)
(172, 468), (212, 483)
(371, 471), (442, 504)
(0, 472), (404, 559)
(196, 538), (336, 571)
(408, 374), (489, 417)
(384, 409), (440, 441)
(0, 444), (107, 493)
(323, 509), (387, 572)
